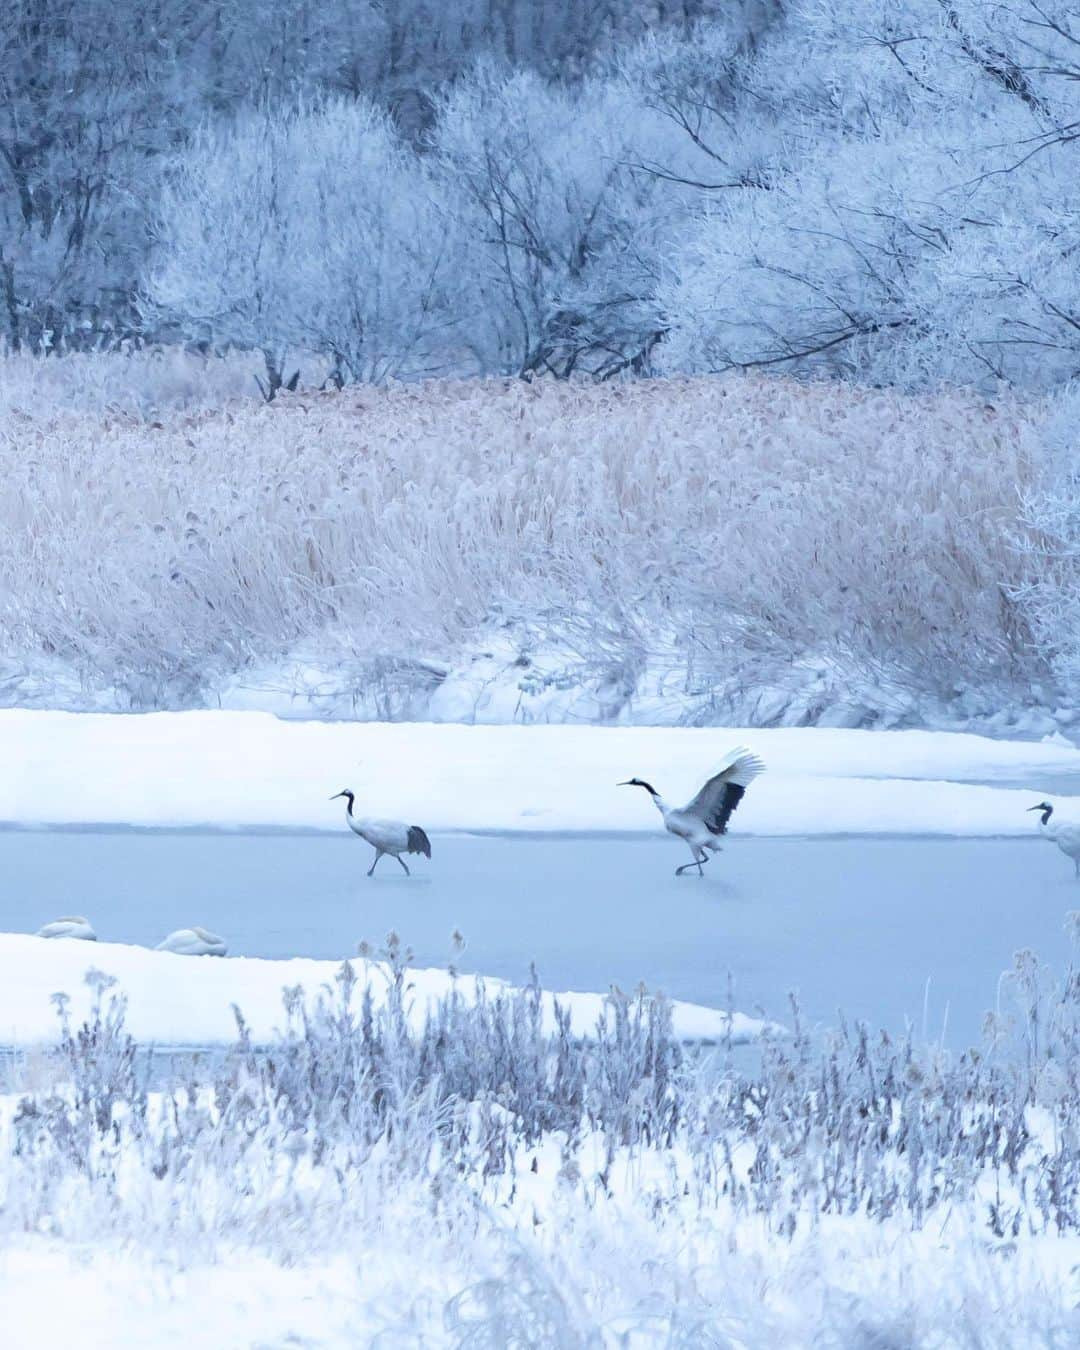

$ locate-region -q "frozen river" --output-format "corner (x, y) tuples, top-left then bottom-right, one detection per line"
(1, 829), (1076, 1046)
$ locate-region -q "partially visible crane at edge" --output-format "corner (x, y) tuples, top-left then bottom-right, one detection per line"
(1029, 800), (1080, 877)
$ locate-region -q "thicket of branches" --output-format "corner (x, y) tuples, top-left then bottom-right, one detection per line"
(0, 0), (749, 358)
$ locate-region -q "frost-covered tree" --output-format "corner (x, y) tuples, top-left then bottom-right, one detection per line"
(657, 0), (1080, 390)
(0, 0), (746, 351)
(431, 66), (668, 377)
(616, 20), (777, 194)
(12, 0), (1080, 391)
(0, 0), (195, 349)
(146, 102), (454, 385)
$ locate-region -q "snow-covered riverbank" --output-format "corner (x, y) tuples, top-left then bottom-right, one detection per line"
(2, 709), (1079, 834)
(0, 933), (777, 1049)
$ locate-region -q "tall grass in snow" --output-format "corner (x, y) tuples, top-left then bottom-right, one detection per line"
(0, 364), (1047, 718)
(0, 344), (269, 418)
(6, 937), (1080, 1343)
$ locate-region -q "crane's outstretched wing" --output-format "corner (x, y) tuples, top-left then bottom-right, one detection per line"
(682, 748), (765, 836)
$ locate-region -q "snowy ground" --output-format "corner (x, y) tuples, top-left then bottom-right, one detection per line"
(3, 709), (1080, 834)
(4, 964), (1080, 1349)
(0, 932), (776, 1049)
(4, 1205), (1079, 1349)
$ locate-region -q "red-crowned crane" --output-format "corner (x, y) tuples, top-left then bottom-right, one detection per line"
(1029, 801), (1080, 877)
(331, 789), (432, 877)
(620, 747), (764, 876)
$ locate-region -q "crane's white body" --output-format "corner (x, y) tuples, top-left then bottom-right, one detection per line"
(622, 747), (764, 876)
(1031, 803), (1080, 877)
(350, 817), (417, 853)
(156, 926), (228, 956)
(37, 916), (97, 941)
(332, 790), (431, 876)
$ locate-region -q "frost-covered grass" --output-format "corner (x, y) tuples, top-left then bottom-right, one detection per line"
(6, 939), (1080, 1345)
(0, 366), (1051, 723)
(0, 344), (269, 419)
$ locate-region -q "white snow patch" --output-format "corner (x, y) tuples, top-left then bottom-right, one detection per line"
(0, 933), (777, 1048)
(3, 1201), (1079, 1349)
(1, 709), (1079, 835)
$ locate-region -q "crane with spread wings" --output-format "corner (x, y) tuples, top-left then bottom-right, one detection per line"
(619, 747), (764, 876)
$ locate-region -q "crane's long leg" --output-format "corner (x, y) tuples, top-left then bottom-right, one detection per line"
(1074, 856), (1079, 880)
(396, 854), (411, 876)
(367, 850), (384, 877)
(675, 847), (707, 877)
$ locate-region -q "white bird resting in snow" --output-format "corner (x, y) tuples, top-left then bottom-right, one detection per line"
(36, 916), (97, 941)
(1029, 801), (1080, 877)
(620, 747), (765, 876)
(155, 926), (228, 956)
(331, 788), (432, 876)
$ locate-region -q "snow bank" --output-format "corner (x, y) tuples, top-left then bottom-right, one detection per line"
(0, 933), (776, 1048)
(5, 1215), (1080, 1350)
(210, 636), (1080, 738)
(1, 709), (1079, 835)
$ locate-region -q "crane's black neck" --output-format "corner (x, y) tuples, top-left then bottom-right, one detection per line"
(636, 780), (658, 797)
(342, 790), (355, 816)
(1041, 804), (1054, 825)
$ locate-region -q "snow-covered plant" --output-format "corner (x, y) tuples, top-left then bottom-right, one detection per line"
(0, 370), (1046, 718)
(431, 65), (666, 377)
(1012, 383), (1080, 690)
(0, 344), (273, 418)
(659, 0), (1080, 389)
(147, 101), (454, 386)
(9, 929), (1080, 1334)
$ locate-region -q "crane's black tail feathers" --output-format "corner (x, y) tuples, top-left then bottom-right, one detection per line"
(407, 826), (432, 858)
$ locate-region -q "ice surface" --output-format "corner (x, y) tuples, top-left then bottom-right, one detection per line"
(1, 832), (1074, 1045)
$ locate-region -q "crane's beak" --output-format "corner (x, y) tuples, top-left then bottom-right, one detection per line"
(329, 792), (345, 800)
(1027, 804), (1045, 811)
(617, 780), (633, 786)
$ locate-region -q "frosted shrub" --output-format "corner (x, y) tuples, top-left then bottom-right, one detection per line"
(7, 0), (1080, 399)
(147, 102), (452, 385)
(1, 0), (747, 353)
(431, 66), (664, 378)
(7, 941), (1080, 1341)
(1014, 384), (1080, 691)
